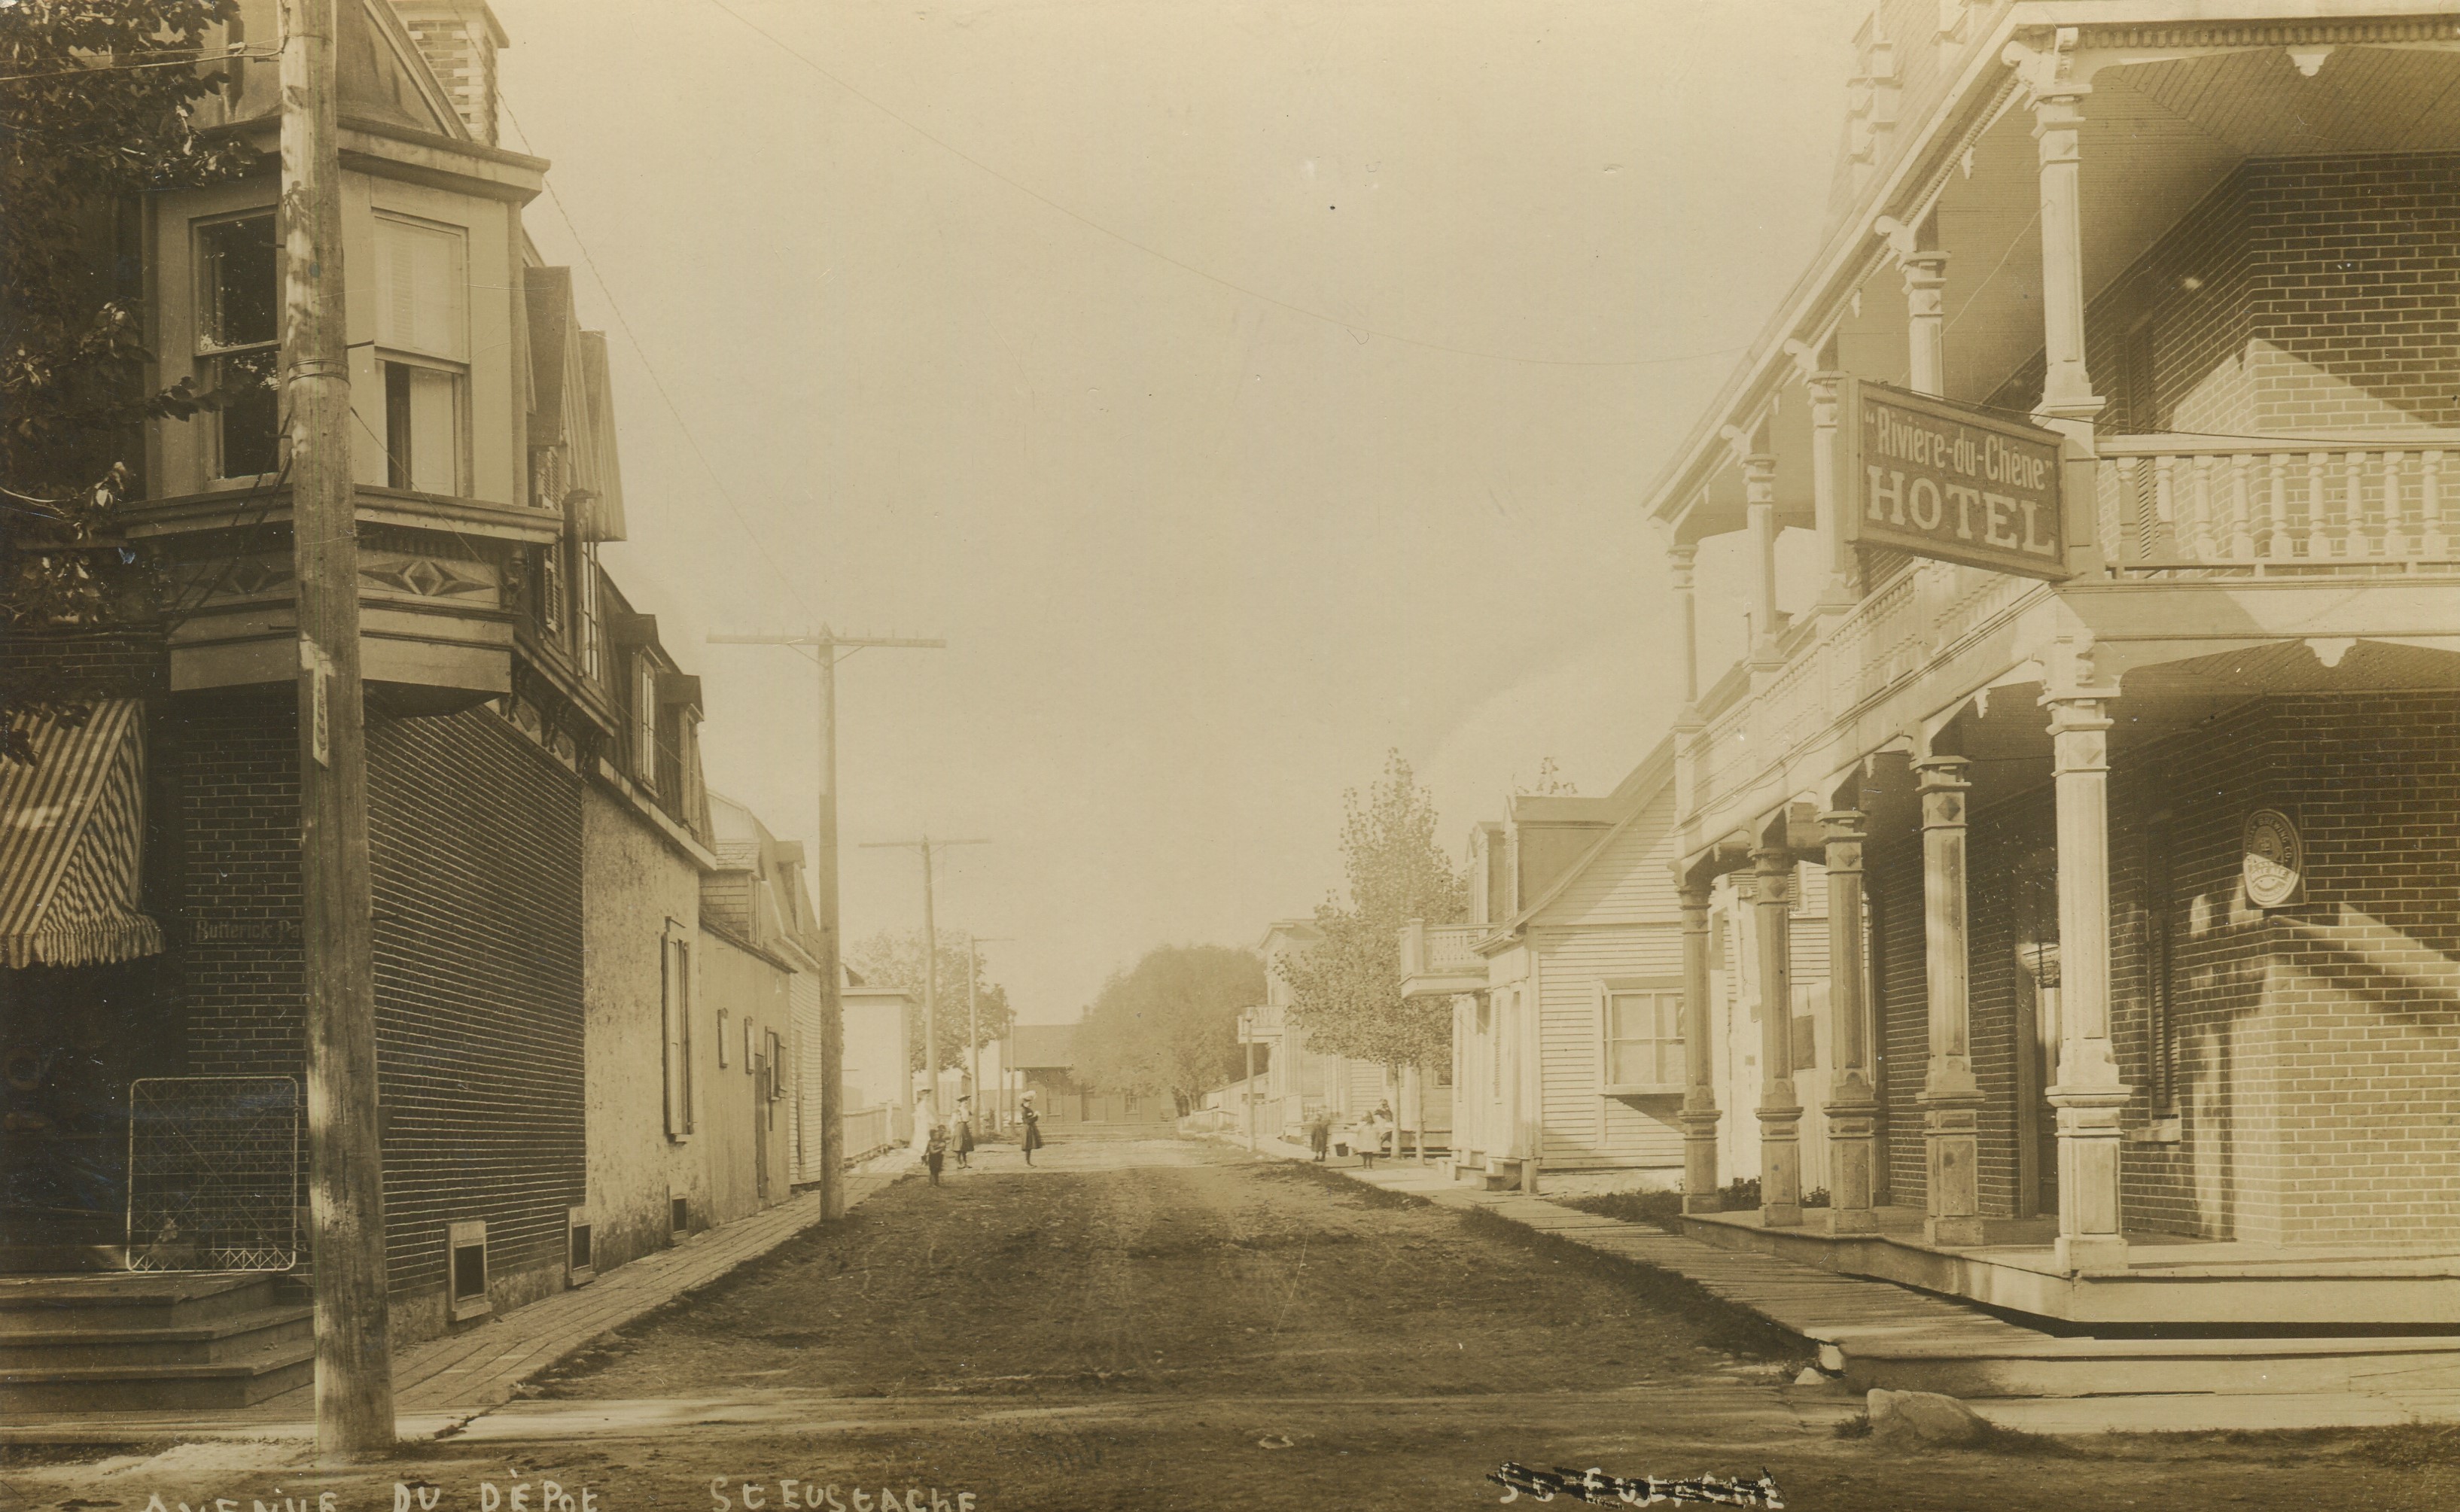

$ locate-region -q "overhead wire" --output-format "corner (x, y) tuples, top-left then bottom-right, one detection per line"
(697, 0), (1745, 373)
(495, 93), (821, 621)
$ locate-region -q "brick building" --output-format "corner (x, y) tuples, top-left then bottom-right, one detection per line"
(1632, 0), (2460, 1325)
(0, 0), (799, 1405)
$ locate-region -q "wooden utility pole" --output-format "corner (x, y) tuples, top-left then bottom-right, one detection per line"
(281, 0), (394, 1458)
(964, 935), (1012, 1129)
(859, 838), (988, 1124)
(707, 630), (942, 1219)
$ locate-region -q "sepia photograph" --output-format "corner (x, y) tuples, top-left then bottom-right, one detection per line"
(2, 0), (2457, 1507)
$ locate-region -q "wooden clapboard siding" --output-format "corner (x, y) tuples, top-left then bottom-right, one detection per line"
(1530, 924), (1684, 1165)
(1536, 789), (1682, 927)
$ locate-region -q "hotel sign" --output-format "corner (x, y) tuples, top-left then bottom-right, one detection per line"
(1837, 379), (2071, 580)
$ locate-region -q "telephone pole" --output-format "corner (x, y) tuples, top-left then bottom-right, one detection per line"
(859, 838), (988, 1123)
(282, 0), (394, 1457)
(964, 935), (1013, 1127)
(707, 630), (942, 1220)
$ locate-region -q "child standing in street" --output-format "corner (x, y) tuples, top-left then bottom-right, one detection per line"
(925, 1122), (949, 1185)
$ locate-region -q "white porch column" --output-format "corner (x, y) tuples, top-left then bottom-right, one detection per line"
(1821, 810), (1880, 1233)
(1807, 369), (1858, 608)
(1744, 450), (1783, 666)
(2044, 687), (2132, 1271)
(1915, 755), (1985, 1246)
(1904, 246), (1949, 397)
(1679, 884), (1722, 1213)
(1753, 844), (1803, 1227)
(2029, 86), (2103, 432)
(1670, 544), (1701, 708)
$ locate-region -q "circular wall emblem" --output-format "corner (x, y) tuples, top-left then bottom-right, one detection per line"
(2242, 809), (2303, 909)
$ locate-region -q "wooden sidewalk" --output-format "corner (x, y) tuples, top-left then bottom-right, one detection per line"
(1318, 1155), (2460, 1430)
(1344, 1164), (2041, 1358)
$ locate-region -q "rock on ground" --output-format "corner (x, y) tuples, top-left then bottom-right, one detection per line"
(1866, 1387), (1989, 1447)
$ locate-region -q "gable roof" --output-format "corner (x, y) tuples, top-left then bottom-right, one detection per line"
(1480, 735), (1678, 947)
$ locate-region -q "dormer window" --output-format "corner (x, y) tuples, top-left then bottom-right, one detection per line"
(633, 654), (659, 787)
(374, 215), (469, 494)
(196, 213), (281, 480)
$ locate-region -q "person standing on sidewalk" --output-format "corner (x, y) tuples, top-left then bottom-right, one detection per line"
(1308, 1109), (1332, 1163)
(954, 1097), (977, 1170)
(1352, 1112), (1381, 1170)
(925, 1122), (950, 1185)
(1020, 1096), (1044, 1166)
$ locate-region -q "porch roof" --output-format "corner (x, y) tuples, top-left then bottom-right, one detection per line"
(1647, 14), (2460, 545)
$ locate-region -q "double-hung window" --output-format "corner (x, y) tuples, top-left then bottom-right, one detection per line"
(373, 215), (468, 494)
(1602, 978), (1685, 1095)
(196, 214), (281, 479)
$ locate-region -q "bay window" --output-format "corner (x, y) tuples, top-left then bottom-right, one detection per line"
(373, 214), (468, 494)
(195, 213), (281, 480)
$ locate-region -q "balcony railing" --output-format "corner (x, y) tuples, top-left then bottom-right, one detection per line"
(2097, 434), (2460, 575)
(1695, 560), (2030, 814)
(1399, 920), (1488, 997)
(1685, 430), (2460, 818)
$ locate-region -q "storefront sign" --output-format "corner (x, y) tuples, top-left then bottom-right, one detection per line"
(2242, 808), (2303, 909)
(1837, 379), (2070, 580)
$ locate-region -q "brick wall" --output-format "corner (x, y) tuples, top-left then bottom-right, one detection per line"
(1901, 690), (2460, 1246)
(1988, 152), (2460, 434)
(2109, 690), (2460, 1247)
(367, 705), (586, 1323)
(175, 695), (588, 1337)
(1869, 833), (1926, 1209)
(1962, 786), (2057, 1221)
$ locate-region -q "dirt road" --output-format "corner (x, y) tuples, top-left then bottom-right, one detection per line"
(9, 1135), (2454, 1511)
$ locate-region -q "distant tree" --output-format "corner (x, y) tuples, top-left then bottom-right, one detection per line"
(2, 0), (259, 760)
(843, 928), (1015, 1077)
(1073, 945), (1266, 1118)
(1277, 750), (1467, 1074)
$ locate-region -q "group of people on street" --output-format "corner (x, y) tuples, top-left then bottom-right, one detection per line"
(924, 1093), (1043, 1185)
(1306, 1100), (1397, 1168)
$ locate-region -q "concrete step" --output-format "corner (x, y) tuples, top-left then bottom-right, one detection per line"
(0, 1334), (316, 1414)
(0, 1272), (291, 1330)
(1837, 1332), (2460, 1399)
(0, 1304), (314, 1371)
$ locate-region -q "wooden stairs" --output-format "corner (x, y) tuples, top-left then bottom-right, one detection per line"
(0, 1272), (314, 1413)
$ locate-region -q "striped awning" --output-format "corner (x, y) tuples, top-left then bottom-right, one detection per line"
(1, 698), (166, 969)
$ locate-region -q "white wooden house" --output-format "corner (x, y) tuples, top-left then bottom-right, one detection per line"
(1404, 742), (1831, 1194)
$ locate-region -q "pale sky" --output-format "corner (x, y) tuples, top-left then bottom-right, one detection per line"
(492, 0), (1865, 1023)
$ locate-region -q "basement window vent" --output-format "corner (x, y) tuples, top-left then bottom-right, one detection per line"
(449, 1219), (490, 1321)
(568, 1206), (595, 1286)
(670, 1194), (690, 1236)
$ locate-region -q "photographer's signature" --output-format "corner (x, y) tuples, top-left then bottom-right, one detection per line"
(1490, 1462), (1783, 1507)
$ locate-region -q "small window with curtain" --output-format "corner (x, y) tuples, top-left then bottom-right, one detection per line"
(195, 213), (281, 479)
(373, 214), (468, 494)
(1602, 978), (1685, 1094)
